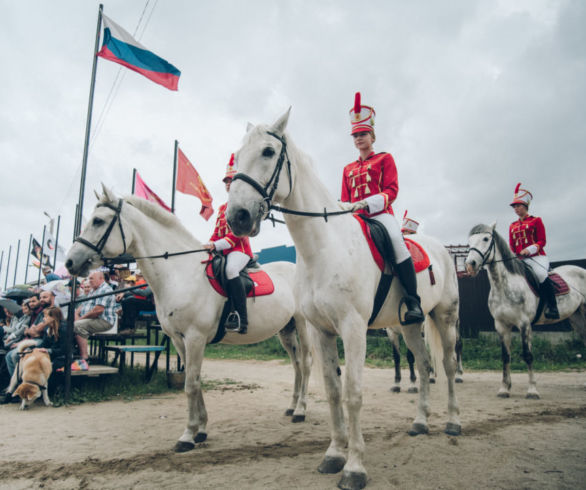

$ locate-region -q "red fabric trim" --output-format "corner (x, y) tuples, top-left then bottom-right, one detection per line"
(205, 262), (275, 297)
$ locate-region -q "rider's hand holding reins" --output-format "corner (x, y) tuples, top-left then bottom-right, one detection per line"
(204, 242), (216, 251)
(338, 200), (369, 212)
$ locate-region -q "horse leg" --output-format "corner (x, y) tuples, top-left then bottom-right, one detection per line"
(314, 328), (348, 477)
(406, 348), (418, 393)
(277, 317), (308, 422)
(385, 328), (402, 392)
(455, 334), (464, 383)
(520, 324), (539, 399)
(174, 333), (208, 452)
(496, 323), (512, 398)
(337, 317), (368, 490)
(294, 313), (313, 422)
(401, 322), (432, 435)
(567, 305), (586, 345)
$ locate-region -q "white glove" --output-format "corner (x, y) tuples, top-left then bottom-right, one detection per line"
(339, 200), (369, 212)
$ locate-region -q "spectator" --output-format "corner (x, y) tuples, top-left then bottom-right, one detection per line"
(3, 302), (31, 349)
(115, 270), (154, 335)
(73, 270), (117, 369)
(42, 265), (61, 283)
(37, 307), (68, 372)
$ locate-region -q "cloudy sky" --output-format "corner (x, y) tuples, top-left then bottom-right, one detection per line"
(1, 0), (584, 286)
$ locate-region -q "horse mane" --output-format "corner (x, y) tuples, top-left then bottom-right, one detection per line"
(469, 224), (530, 277)
(123, 195), (200, 246)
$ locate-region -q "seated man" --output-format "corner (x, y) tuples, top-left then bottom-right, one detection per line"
(115, 271), (155, 335)
(73, 270), (117, 368)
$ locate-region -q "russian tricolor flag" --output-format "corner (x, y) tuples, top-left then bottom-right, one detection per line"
(97, 14), (181, 91)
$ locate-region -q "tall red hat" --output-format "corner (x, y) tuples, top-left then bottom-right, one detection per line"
(510, 182), (533, 207)
(223, 153), (237, 182)
(401, 210), (419, 234)
(349, 92), (376, 135)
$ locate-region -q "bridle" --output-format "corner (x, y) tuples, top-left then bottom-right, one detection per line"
(231, 131), (292, 218)
(468, 232), (496, 268)
(74, 199), (127, 261)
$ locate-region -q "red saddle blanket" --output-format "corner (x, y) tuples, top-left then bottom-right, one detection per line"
(354, 215), (430, 272)
(205, 261), (275, 298)
(528, 272), (570, 297)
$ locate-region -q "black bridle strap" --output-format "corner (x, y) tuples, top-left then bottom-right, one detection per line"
(74, 200), (127, 258)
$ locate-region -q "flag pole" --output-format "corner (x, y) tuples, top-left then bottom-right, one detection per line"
(12, 239), (21, 287)
(171, 140), (178, 213)
(3, 246), (12, 291)
(24, 234), (32, 284)
(132, 168), (137, 194)
(0, 251), (4, 285)
(75, 3), (104, 237)
(37, 226), (46, 287)
(53, 215), (61, 272)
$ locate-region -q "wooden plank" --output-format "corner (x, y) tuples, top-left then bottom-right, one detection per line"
(105, 345), (164, 353)
(69, 365), (119, 377)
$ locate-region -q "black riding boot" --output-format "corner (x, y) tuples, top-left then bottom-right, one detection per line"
(225, 277), (248, 334)
(395, 258), (425, 325)
(540, 278), (560, 320)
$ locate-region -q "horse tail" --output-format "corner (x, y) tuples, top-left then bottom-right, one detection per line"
(424, 316), (444, 380)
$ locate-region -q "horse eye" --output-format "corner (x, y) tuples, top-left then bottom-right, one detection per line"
(93, 217), (105, 227)
(483, 237), (489, 242)
(262, 147), (275, 158)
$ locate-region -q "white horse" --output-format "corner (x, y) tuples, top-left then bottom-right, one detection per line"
(225, 110), (461, 490)
(65, 186), (312, 452)
(465, 223), (586, 398)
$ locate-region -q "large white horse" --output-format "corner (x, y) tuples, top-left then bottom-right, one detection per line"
(65, 187), (312, 452)
(465, 223), (586, 398)
(225, 110), (461, 490)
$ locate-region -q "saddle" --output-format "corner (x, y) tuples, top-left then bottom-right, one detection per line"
(527, 271), (570, 298)
(204, 254), (275, 344)
(354, 215), (433, 325)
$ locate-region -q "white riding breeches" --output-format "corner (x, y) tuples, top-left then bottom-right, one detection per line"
(225, 251), (251, 280)
(372, 212), (411, 264)
(523, 255), (550, 283)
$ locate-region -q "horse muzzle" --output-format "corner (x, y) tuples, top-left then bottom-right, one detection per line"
(65, 246), (99, 277)
(226, 205), (262, 238)
(465, 259), (479, 277)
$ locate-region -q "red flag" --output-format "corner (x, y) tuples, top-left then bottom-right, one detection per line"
(134, 171), (172, 212)
(176, 148), (214, 220)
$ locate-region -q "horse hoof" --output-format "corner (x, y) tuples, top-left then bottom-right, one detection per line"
(497, 392), (510, 398)
(338, 470), (368, 490)
(292, 414), (305, 423)
(526, 393), (540, 400)
(318, 456), (346, 474)
(174, 440), (195, 453)
(408, 423), (429, 436)
(407, 387), (418, 394)
(445, 423), (461, 436)
(194, 432), (207, 443)
(455, 377), (464, 384)
(284, 409), (294, 416)
(429, 378), (436, 384)
(390, 386), (401, 393)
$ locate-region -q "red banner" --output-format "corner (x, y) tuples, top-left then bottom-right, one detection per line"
(134, 171), (172, 212)
(176, 148), (214, 220)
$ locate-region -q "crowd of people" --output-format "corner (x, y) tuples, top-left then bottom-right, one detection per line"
(0, 265), (155, 403)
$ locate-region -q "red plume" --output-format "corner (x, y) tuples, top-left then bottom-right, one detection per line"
(354, 92), (361, 114)
(403, 210), (408, 219)
(228, 153), (235, 167)
(514, 182), (521, 194)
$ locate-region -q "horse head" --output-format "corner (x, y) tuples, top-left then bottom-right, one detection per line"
(465, 222), (497, 276)
(66, 184), (131, 277)
(226, 108), (293, 237)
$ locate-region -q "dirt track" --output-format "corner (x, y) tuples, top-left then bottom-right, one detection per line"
(0, 359), (585, 489)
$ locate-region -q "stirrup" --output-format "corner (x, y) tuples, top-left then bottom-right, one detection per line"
(225, 311), (241, 332)
(399, 296), (424, 326)
(544, 306), (560, 320)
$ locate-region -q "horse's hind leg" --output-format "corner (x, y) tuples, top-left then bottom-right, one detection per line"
(495, 321), (512, 398)
(401, 322), (432, 435)
(520, 324), (539, 399)
(174, 333), (208, 452)
(385, 328), (402, 392)
(406, 348), (418, 393)
(455, 332), (464, 383)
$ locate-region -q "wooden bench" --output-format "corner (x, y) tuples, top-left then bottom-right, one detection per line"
(70, 364), (119, 377)
(104, 345), (165, 381)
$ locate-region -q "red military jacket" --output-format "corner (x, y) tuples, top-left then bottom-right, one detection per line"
(509, 215), (547, 257)
(341, 152), (398, 216)
(210, 203), (253, 257)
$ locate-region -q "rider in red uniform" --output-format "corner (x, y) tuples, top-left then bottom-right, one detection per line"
(205, 154), (253, 333)
(340, 92), (424, 324)
(509, 182), (559, 319)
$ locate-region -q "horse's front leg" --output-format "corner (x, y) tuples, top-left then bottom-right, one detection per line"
(520, 324), (539, 399)
(385, 328), (402, 393)
(496, 322), (512, 398)
(401, 322), (432, 436)
(174, 333), (208, 452)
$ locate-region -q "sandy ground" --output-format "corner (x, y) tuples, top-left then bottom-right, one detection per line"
(0, 359), (585, 490)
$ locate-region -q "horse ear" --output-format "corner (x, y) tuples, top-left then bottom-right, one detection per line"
(94, 190), (101, 201)
(490, 221), (497, 232)
(270, 107), (292, 135)
(100, 183), (116, 203)
(246, 122), (254, 133)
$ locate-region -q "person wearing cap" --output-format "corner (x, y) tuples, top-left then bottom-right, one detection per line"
(42, 266), (61, 283)
(509, 183), (559, 319)
(401, 210), (419, 235)
(340, 92), (424, 324)
(204, 154), (253, 334)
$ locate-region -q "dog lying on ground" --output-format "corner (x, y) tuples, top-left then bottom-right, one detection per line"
(6, 340), (52, 410)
